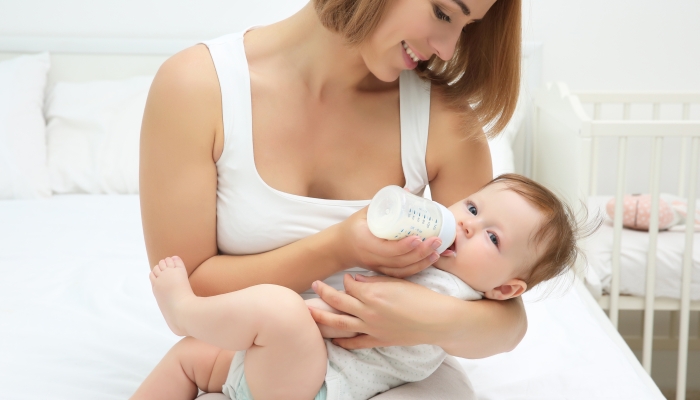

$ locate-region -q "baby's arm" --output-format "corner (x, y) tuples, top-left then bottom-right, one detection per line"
(306, 295), (358, 339)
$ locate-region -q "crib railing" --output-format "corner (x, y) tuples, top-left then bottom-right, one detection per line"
(576, 92), (700, 400)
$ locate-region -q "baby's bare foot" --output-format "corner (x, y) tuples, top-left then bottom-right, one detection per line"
(149, 256), (194, 336)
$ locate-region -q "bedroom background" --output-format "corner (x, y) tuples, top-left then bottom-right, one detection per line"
(2, 0), (699, 92)
(1, 0), (698, 398)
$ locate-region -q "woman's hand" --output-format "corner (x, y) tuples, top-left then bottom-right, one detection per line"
(308, 273), (461, 349)
(335, 206), (443, 278)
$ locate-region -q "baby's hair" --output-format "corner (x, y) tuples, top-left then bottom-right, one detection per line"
(485, 174), (600, 292)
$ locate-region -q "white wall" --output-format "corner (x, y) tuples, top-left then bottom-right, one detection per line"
(522, 0), (700, 91)
(0, 0), (307, 40)
(2, 0), (699, 91)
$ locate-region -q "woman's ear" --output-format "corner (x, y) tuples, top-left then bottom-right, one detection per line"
(484, 279), (527, 300)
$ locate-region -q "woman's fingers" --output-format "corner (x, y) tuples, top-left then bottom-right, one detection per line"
(367, 236), (441, 270)
(375, 255), (437, 278)
(312, 278), (366, 317)
(353, 274), (397, 283)
(332, 334), (387, 350)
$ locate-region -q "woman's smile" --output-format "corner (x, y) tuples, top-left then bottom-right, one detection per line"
(402, 41), (423, 62)
(400, 40), (420, 69)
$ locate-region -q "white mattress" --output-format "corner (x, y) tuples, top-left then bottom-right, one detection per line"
(585, 196), (700, 300)
(0, 195), (663, 399)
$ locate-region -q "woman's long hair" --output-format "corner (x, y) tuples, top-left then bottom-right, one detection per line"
(314, 0), (521, 138)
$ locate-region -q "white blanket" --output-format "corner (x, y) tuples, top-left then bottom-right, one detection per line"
(0, 195), (663, 399)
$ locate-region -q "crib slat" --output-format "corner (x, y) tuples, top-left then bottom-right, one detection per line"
(678, 104), (691, 197)
(574, 92), (700, 104)
(586, 121), (700, 137)
(676, 137), (699, 400)
(590, 137), (599, 196)
(642, 137), (664, 373)
(589, 103), (602, 196)
(610, 136), (628, 328)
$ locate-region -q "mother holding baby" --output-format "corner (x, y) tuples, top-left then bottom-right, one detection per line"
(139, 0), (524, 397)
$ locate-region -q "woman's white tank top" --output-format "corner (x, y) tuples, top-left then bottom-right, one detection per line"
(202, 29), (431, 298)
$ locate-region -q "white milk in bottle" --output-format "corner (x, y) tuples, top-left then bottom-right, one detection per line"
(367, 185), (456, 253)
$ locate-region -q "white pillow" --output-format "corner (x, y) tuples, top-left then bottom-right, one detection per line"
(0, 52), (51, 199)
(45, 76), (153, 194)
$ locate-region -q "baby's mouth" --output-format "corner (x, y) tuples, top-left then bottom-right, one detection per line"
(440, 242), (457, 257)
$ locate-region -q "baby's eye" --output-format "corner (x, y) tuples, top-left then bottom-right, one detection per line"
(467, 204), (477, 215)
(488, 232), (499, 247)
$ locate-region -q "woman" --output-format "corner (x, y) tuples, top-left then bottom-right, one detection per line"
(139, 0), (524, 397)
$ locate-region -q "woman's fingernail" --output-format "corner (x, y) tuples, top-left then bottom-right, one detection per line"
(430, 252), (439, 263)
(355, 274), (368, 282)
(312, 281), (318, 292)
(431, 240), (442, 250)
(411, 239), (421, 248)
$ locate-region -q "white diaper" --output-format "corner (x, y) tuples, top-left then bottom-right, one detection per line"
(221, 349), (342, 400)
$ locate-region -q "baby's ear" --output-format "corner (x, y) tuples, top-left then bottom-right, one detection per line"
(484, 279), (527, 300)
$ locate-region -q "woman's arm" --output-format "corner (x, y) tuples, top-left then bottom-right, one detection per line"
(309, 92), (528, 357)
(139, 45), (441, 297)
(310, 274), (526, 358)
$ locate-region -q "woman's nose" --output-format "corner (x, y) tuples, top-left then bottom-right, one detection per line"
(427, 27), (462, 61)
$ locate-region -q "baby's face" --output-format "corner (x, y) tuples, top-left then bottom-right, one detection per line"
(432, 182), (543, 299)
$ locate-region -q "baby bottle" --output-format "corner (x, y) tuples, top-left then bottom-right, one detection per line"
(367, 185), (456, 254)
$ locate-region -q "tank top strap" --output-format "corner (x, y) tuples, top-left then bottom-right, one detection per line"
(399, 70), (431, 196)
(201, 29), (256, 169)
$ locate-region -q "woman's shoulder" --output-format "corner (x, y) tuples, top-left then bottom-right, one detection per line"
(143, 44), (223, 159)
(427, 88), (489, 161)
(153, 44), (221, 103)
(426, 88), (492, 204)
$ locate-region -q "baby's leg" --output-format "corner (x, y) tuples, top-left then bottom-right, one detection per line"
(150, 257), (327, 400)
(131, 337), (234, 400)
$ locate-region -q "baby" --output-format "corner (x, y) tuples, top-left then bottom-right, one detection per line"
(131, 173), (583, 400)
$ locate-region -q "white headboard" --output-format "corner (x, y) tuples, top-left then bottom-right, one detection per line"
(0, 36), (542, 174)
(0, 37), (192, 86)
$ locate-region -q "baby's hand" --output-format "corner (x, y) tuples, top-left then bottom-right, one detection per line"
(306, 297), (358, 339)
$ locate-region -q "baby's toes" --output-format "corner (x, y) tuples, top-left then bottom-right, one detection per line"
(171, 256), (186, 269)
(164, 257), (176, 269)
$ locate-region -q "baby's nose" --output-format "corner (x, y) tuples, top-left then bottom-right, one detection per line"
(461, 220), (476, 237)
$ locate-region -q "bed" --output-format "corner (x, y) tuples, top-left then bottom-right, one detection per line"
(0, 194), (663, 399)
(0, 38), (666, 399)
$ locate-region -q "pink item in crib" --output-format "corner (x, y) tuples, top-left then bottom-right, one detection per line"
(605, 194), (676, 231)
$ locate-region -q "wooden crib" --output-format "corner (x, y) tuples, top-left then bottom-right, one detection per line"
(532, 83), (700, 399)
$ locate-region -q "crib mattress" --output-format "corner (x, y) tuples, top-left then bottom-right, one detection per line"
(0, 195), (663, 399)
(586, 196), (700, 300)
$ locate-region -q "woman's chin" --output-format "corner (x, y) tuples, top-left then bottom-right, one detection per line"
(368, 65), (402, 83)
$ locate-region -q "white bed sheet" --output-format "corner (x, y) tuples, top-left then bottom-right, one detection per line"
(0, 195), (663, 399)
(585, 196), (700, 300)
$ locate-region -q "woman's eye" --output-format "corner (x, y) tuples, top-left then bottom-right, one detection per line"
(433, 5), (451, 22)
(467, 204), (477, 215)
(489, 232), (499, 247)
